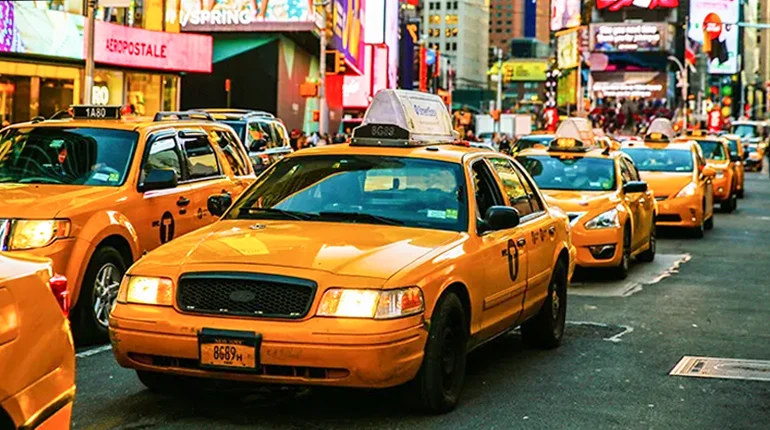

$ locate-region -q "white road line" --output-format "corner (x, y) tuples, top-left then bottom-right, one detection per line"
(75, 345), (113, 358)
(567, 321), (634, 343)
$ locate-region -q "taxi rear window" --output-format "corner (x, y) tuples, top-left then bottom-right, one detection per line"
(0, 127), (138, 187)
(694, 140), (727, 161)
(226, 155), (468, 232)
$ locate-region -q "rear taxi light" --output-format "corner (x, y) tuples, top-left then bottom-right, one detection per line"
(49, 274), (70, 317)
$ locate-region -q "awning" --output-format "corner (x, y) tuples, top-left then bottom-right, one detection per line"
(213, 35), (278, 64)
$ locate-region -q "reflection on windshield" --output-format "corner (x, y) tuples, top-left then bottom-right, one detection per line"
(695, 140), (726, 160)
(518, 155), (616, 191)
(226, 155), (468, 232)
(0, 127), (138, 186)
(515, 136), (553, 151)
(732, 124), (757, 139)
(622, 148), (694, 172)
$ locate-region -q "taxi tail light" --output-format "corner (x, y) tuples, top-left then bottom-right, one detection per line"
(49, 275), (70, 317)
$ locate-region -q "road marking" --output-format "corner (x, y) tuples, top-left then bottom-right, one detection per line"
(567, 321), (634, 343)
(569, 254), (691, 297)
(670, 356), (770, 382)
(75, 345), (113, 358)
(747, 216), (770, 221)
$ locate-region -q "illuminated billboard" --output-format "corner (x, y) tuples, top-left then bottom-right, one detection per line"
(550, 0), (580, 32)
(331, 0), (364, 74)
(596, 0), (679, 11)
(590, 23), (674, 52)
(687, 0), (739, 74)
(176, 0), (315, 32)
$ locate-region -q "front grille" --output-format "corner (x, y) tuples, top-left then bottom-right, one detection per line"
(657, 214), (682, 222)
(177, 273), (317, 319)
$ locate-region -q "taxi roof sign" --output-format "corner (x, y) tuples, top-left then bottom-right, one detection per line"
(71, 105), (122, 120)
(554, 118), (595, 144)
(645, 118), (674, 142)
(352, 90), (458, 146)
(547, 137), (591, 152)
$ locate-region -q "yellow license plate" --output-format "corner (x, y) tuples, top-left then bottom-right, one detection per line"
(198, 329), (260, 370)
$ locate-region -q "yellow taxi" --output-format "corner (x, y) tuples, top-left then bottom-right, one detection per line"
(516, 125), (656, 279)
(109, 90), (576, 413)
(731, 120), (768, 172)
(621, 127), (716, 238)
(722, 134), (746, 198)
(0, 254), (75, 429)
(0, 106), (256, 343)
(676, 131), (738, 212)
(743, 141), (765, 172)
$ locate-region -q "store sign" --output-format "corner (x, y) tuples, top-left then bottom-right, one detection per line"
(332, 0), (364, 74)
(591, 23), (673, 52)
(489, 60), (549, 82)
(596, 0), (679, 11)
(688, 0), (739, 74)
(93, 21), (213, 73)
(550, 0), (581, 32)
(592, 72), (668, 98)
(0, 2), (85, 60)
(92, 85), (110, 105)
(556, 28), (580, 69)
(176, 1), (314, 32)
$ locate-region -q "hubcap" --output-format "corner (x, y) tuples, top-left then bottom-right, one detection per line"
(551, 286), (560, 320)
(93, 263), (121, 327)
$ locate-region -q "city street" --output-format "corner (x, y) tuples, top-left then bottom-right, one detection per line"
(71, 172), (770, 430)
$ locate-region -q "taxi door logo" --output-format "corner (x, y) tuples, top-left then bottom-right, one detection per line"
(159, 211), (175, 244)
(506, 239), (520, 282)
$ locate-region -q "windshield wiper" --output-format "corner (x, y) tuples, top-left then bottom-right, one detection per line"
(244, 207), (316, 221)
(317, 211), (404, 226)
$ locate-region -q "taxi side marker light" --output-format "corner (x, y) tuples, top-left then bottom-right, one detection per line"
(670, 356), (770, 382)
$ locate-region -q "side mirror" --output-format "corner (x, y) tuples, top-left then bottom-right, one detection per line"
(743, 152), (749, 160)
(141, 169), (177, 192)
(484, 206), (521, 231)
(250, 138), (268, 151)
(702, 166), (717, 178)
(730, 154), (741, 163)
(207, 193), (232, 217)
(623, 180), (648, 194)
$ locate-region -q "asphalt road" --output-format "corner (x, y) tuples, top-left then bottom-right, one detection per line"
(73, 172), (770, 430)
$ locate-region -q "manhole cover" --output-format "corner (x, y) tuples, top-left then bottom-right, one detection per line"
(670, 356), (770, 382)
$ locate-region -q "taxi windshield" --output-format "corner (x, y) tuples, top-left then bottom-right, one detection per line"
(514, 135), (553, 151)
(517, 156), (616, 192)
(695, 140), (727, 160)
(0, 127), (138, 186)
(226, 155), (468, 232)
(622, 148), (694, 172)
(732, 124), (757, 139)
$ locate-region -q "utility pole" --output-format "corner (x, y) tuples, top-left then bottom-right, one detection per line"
(669, 55), (688, 133)
(496, 47), (503, 132)
(316, 1), (330, 135)
(84, 0), (97, 104)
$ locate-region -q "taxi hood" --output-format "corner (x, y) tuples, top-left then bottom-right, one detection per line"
(141, 220), (463, 281)
(0, 184), (122, 218)
(541, 190), (618, 213)
(638, 171), (693, 198)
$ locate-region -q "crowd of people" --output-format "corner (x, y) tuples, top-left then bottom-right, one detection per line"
(289, 130), (350, 151)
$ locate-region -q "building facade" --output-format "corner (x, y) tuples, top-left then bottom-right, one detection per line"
(488, 0), (549, 55)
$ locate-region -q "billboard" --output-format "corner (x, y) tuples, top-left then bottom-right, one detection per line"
(176, 0), (315, 32)
(0, 2), (84, 60)
(591, 23), (674, 52)
(592, 72), (668, 98)
(556, 28), (580, 69)
(331, 0), (364, 74)
(550, 0), (581, 32)
(596, 0), (679, 11)
(687, 0), (739, 74)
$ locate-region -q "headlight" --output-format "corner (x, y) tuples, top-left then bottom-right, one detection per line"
(584, 209), (619, 230)
(8, 219), (70, 250)
(121, 276), (174, 306)
(317, 287), (425, 319)
(676, 182), (697, 198)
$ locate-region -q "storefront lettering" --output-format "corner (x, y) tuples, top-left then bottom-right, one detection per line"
(105, 38), (167, 59)
(180, 9), (257, 27)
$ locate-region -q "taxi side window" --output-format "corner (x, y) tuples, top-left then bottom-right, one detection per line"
(512, 163), (544, 213)
(488, 157), (534, 217)
(623, 158), (641, 181)
(619, 158), (639, 182)
(142, 137), (183, 184)
(212, 130), (250, 176)
(471, 160), (505, 224)
(274, 123), (289, 147)
(247, 121), (276, 151)
(182, 135), (221, 180)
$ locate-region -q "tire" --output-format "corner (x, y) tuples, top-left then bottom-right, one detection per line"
(721, 192), (737, 213)
(521, 260), (567, 349)
(412, 293), (468, 414)
(612, 227), (631, 280)
(704, 212), (714, 231)
(738, 188), (744, 199)
(637, 222), (656, 263)
(72, 246), (127, 345)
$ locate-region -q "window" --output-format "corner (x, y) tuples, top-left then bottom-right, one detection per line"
(471, 160), (504, 222)
(446, 42), (451, 51)
(211, 130), (250, 176)
(446, 14), (458, 25)
(489, 158), (534, 217)
(496, 28), (502, 33)
(515, 166), (544, 213)
(446, 1), (451, 9)
(246, 121), (280, 152)
(142, 137), (182, 185)
(623, 148), (695, 173)
(452, 42), (457, 50)
(182, 135), (220, 180)
(695, 140), (727, 161)
(618, 158), (633, 184)
(621, 158), (640, 181)
(518, 155), (617, 192)
(453, 1), (458, 8)
(273, 122), (289, 147)
(429, 14), (441, 24)
(429, 2), (434, 9)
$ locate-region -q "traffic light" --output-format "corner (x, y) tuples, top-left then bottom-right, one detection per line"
(312, 110), (320, 122)
(325, 51), (347, 74)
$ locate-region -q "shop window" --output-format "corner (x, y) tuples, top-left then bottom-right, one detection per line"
(93, 70), (124, 106)
(182, 136), (221, 180)
(162, 76), (179, 111)
(97, 0), (143, 27)
(39, 78), (74, 119)
(126, 73), (161, 116)
(40, 0), (84, 14)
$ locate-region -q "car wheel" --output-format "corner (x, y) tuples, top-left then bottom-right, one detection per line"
(704, 212), (714, 231)
(521, 260), (567, 349)
(412, 293), (468, 414)
(612, 227), (631, 279)
(72, 246), (126, 345)
(637, 222), (656, 263)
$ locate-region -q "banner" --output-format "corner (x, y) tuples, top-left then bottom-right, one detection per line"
(592, 72), (668, 98)
(0, 2), (84, 60)
(331, 0), (364, 74)
(591, 23), (674, 52)
(687, 0), (739, 74)
(550, 0), (581, 32)
(556, 28), (579, 69)
(176, 0), (315, 32)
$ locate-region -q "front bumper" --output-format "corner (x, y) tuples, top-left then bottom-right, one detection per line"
(654, 197), (703, 228)
(570, 226), (623, 268)
(109, 305), (427, 389)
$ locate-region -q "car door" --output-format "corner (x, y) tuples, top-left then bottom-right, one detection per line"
(470, 158), (528, 339)
(177, 128), (234, 231)
(619, 157), (645, 250)
(695, 147), (714, 210)
(624, 156), (654, 240)
(129, 132), (195, 253)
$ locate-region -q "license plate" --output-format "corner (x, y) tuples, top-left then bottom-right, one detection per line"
(198, 328), (261, 370)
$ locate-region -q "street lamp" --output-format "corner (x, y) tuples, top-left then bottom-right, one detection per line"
(668, 55), (688, 133)
(315, 1), (331, 135)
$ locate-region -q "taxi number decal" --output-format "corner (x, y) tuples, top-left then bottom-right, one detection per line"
(159, 211), (175, 244)
(506, 239), (519, 282)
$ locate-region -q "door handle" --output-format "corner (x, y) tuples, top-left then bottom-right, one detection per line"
(516, 238), (526, 247)
(548, 225), (556, 235)
(176, 196), (191, 207)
